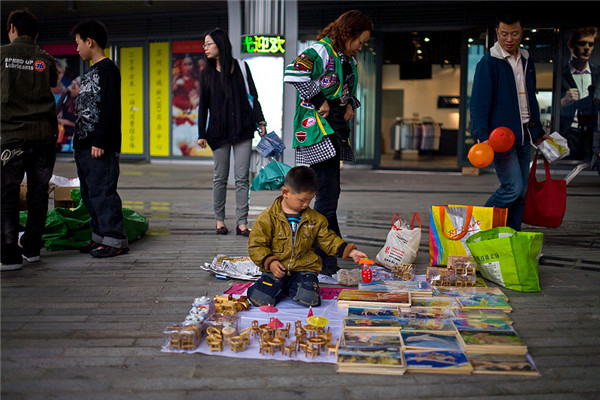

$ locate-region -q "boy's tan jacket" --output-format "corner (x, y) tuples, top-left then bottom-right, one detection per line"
(248, 196), (356, 275)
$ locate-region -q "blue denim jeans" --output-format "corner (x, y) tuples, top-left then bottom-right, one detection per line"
(74, 149), (128, 248)
(247, 271), (321, 307)
(485, 143), (531, 231)
(1, 140), (56, 263)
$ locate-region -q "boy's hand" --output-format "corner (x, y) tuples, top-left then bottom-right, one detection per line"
(91, 146), (104, 159)
(349, 249), (368, 263)
(269, 260), (286, 279)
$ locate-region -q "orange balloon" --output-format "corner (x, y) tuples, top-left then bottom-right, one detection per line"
(489, 127), (515, 152)
(468, 143), (494, 168)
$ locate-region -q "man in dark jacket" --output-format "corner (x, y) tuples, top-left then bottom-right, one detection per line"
(471, 15), (550, 231)
(560, 27), (599, 161)
(1, 9), (58, 271)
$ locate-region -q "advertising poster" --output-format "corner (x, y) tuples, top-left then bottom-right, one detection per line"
(171, 40), (212, 157)
(149, 42), (170, 156)
(120, 46), (145, 155)
(42, 44), (80, 153)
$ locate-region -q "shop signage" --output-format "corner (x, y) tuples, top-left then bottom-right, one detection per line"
(241, 35), (285, 54)
(120, 46), (144, 155)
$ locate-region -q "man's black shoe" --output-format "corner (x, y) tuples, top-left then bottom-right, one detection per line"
(79, 241), (100, 253)
(90, 245), (129, 258)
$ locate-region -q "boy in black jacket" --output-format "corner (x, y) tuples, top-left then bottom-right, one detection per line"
(72, 20), (128, 257)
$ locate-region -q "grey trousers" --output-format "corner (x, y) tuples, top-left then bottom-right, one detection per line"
(212, 139), (252, 226)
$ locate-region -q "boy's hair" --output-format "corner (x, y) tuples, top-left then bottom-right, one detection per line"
(284, 166), (319, 194)
(7, 9), (38, 38)
(71, 20), (108, 49)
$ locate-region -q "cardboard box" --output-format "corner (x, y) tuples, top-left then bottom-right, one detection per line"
(53, 186), (78, 209)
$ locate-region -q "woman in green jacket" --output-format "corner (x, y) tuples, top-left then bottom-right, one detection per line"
(283, 10), (373, 276)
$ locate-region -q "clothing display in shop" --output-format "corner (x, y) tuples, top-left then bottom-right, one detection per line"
(390, 118), (441, 151)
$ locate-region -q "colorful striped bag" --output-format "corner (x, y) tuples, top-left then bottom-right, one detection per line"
(429, 205), (507, 266)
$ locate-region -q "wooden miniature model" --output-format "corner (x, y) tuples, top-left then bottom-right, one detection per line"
(213, 294), (251, 315)
(250, 320), (261, 337)
(277, 322), (291, 338)
(229, 336), (247, 353)
(238, 327), (252, 345)
(319, 331), (332, 346)
(284, 339), (298, 357)
(222, 325), (236, 345)
(328, 338), (340, 356)
(392, 263), (414, 281)
(206, 334), (223, 352)
(259, 336), (274, 355)
(166, 325), (201, 350)
(304, 342), (319, 359)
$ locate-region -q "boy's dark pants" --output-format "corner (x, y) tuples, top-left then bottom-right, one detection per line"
(1, 140), (55, 262)
(248, 271), (321, 307)
(74, 149), (128, 249)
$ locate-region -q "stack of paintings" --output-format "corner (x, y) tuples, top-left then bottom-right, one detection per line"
(337, 331), (406, 375)
(335, 278), (539, 376)
(337, 290), (411, 309)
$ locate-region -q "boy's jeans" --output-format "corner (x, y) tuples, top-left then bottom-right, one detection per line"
(485, 143), (531, 231)
(74, 149), (128, 249)
(247, 271), (321, 307)
(1, 140), (55, 262)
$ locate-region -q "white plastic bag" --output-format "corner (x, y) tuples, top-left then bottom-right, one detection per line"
(538, 132), (570, 163)
(376, 213), (421, 268)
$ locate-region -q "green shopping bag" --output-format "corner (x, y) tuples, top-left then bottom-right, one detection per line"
(20, 188), (149, 251)
(251, 160), (292, 191)
(466, 227), (543, 292)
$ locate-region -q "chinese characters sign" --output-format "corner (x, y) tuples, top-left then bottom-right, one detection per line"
(120, 47), (144, 155)
(149, 42), (169, 156)
(241, 35), (285, 54)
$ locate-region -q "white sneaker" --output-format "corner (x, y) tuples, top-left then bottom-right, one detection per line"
(22, 254), (40, 263)
(1, 263), (23, 271)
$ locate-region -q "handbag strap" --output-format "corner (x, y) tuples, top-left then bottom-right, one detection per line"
(440, 205), (473, 240)
(530, 150), (553, 181)
(237, 59), (253, 108)
(411, 213), (421, 229)
(391, 213), (402, 230)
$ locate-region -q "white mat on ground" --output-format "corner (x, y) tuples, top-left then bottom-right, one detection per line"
(165, 298), (345, 364)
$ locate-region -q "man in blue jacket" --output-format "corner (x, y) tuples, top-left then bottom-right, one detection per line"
(471, 15), (549, 231)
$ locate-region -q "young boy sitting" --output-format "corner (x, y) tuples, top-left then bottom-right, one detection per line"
(247, 166), (366, 307)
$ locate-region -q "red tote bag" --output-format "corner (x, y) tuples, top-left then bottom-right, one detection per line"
(522, 151), (567, 228)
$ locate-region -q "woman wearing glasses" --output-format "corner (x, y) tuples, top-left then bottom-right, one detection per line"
(197, 28), (267, 236)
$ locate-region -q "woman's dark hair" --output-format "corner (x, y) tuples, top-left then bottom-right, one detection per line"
(285, 166), (319, 194)
(204, 28), (234, 91)
(317, 10), (373, 51)
(7, 9), (38, 38)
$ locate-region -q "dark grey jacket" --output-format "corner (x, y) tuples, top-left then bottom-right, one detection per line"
(1, 36), (58, 144)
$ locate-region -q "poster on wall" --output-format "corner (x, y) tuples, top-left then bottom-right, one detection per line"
(558, 26), (600, 165)
(41, 44), (80, 153)
(120, 46), (145, 155)
(149, 42), (170, 157)
(171, 40), (212, 157)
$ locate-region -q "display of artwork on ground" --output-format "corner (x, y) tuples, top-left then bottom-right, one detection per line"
(162, 261), (539, 376)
